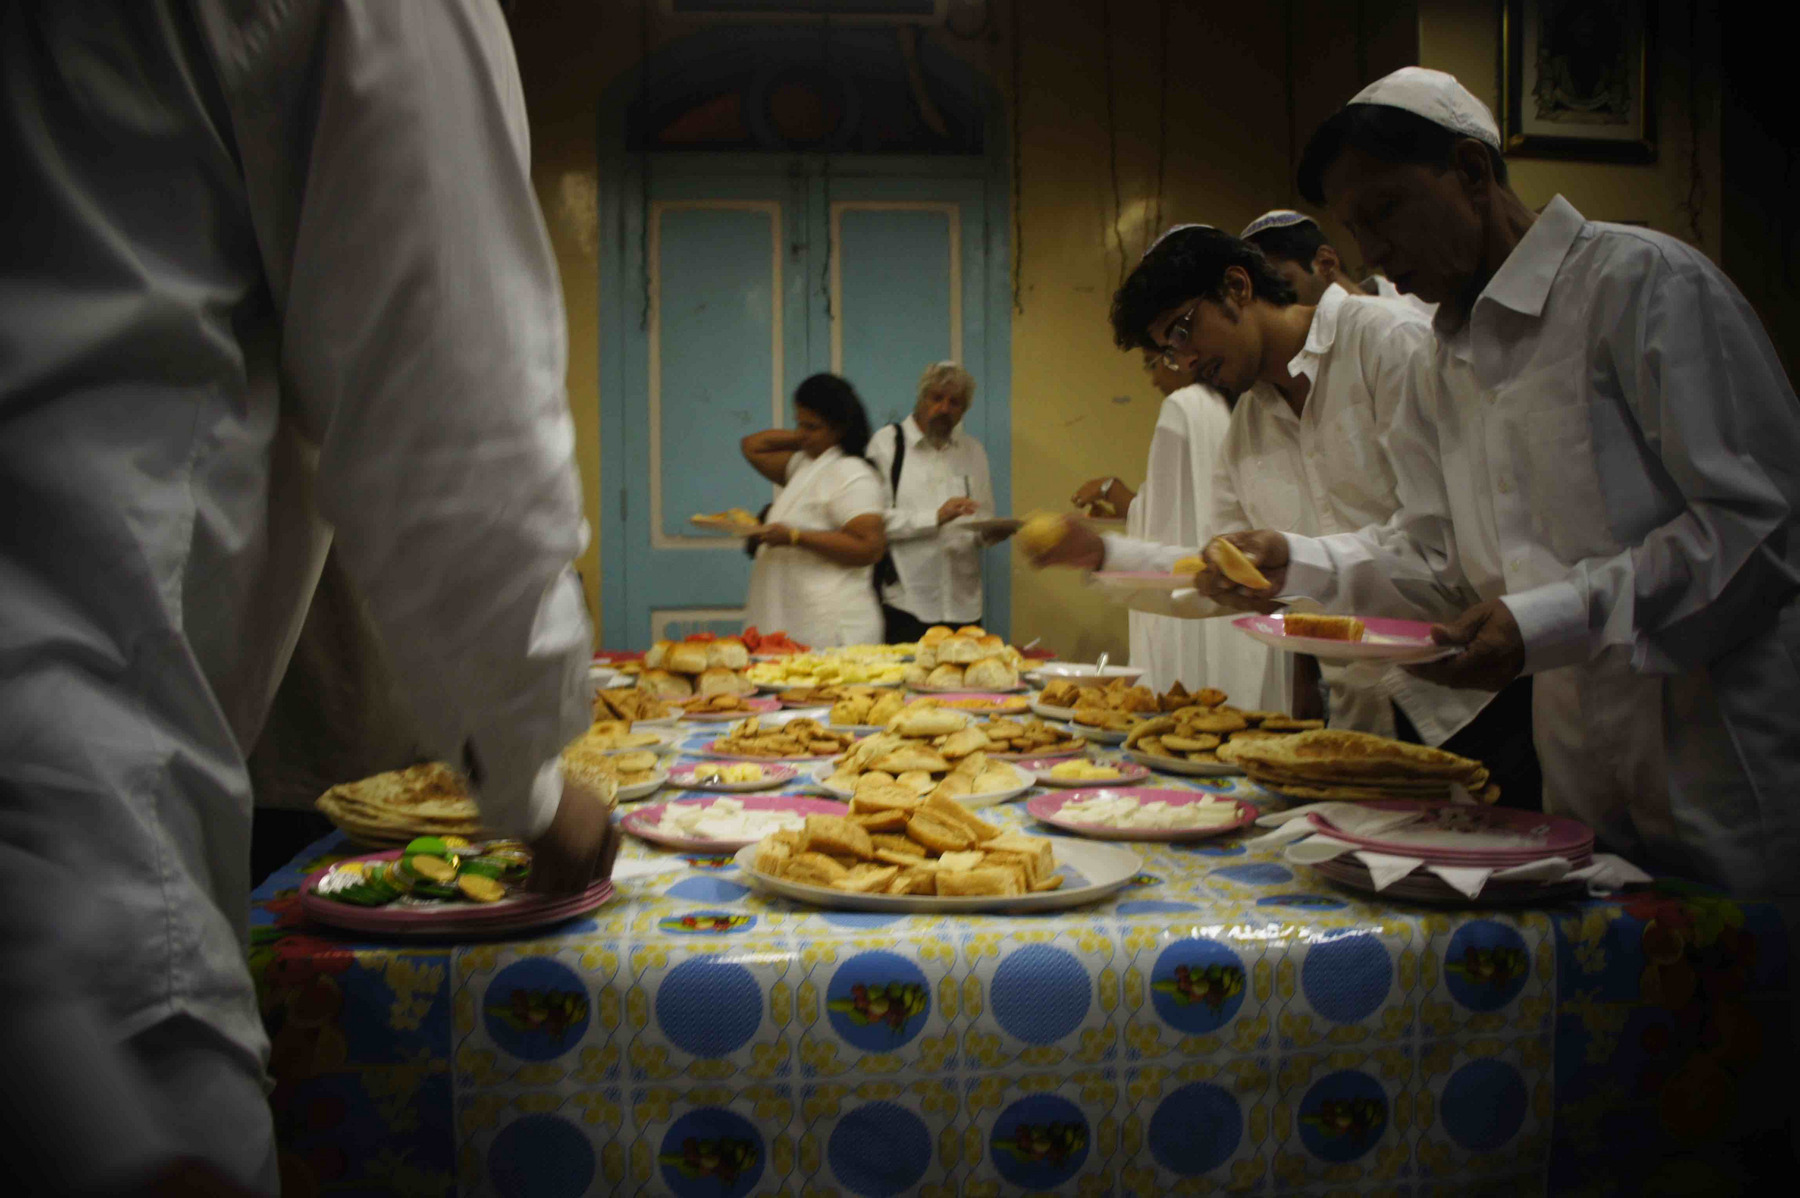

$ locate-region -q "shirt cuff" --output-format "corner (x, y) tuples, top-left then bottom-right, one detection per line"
(1100, 535), (1185, 574)
(516, 757), (567, 841)
(1279, 533), (1336, 600)
(1500, 581), (1590, 674)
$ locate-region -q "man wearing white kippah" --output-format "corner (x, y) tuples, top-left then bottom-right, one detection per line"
(1197, 67), (1800, 896)
(1241, 208), (1436, 319)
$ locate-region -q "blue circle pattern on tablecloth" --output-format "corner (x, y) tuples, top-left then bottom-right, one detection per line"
(990, 1094), (1090, 1189)
(488, 1114), (595, 1198)
(1301, 932), (1392, 1024)
(1257, 893), (1349, 911)
(656, 958), (762, 1058)
(1444, 920), (1531, 1012)
(482, 959), (590, 1062)
(1149, 938), (1247, 1035)
(1148, 1081), (1242, 1176)
(827, 1101), (932, 1196)
(1210, 862), (1294, 885)
(1117, 900), (1200, 915)
(1440, 1059), (1528, 1152)
(1184, 842), (1248, 857)
(667, 875), (752, 903)
(659, 1107), (765, 1198)
(1297, 1070), (1388, 1163)
(991, 944), (1090, 1044)
(826, 951), (931, 1052)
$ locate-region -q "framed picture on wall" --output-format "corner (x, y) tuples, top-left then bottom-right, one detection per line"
(1501, 0), (1657, 163)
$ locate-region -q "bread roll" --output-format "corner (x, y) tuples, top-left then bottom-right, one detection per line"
(696, 666), (746, 696)
(914, 647), (938, 669)
(920, 625), (954, 646)
(1017, 513), (1067, 555)
(667, 642), (709, 674)
(973, 634), (1007, 659)
(956, 625), (986, 637)
(926, 663), (966, 688)
(707, 637), (751, 669)
(644, 640), (673, 669)
(965, 657), (1018, 690)
(639, 669), (694, 698)
(937, 636), (984, 665)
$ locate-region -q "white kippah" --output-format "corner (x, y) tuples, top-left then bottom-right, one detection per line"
(1143, 222), (1216, 258)
(1346, 67), (1501, 151)
(1240, 210), (1317, 240)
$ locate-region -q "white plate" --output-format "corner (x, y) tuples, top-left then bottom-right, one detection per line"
(1124, 747), (1244, 778)
(1029, 699), (1080, 722)
(1231, 613), (1458, 664)
(611, 767), (670, 802)
(587, 731), (682, 756)
(632, 713), (684, 729)
(827, 722), (886, 737)
(808, 762), (1034, 810)
(960, 516), (1023, 537)
(1025, 662), (1148, 685)
(665, 763), (801, 792)
(733, 839), (1142, 913)
(1068, 722), (1136, 745)
(1022, 758), (1153, 787)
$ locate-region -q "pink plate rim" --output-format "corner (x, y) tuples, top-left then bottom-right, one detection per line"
(698, 740), (845, 764)
(300, 849), (613, 933)
(667, 762), (800, 785)
(620, 794), (847, 852)
(1234, 612), (1438, 645)
(1305, 799), (1595, 858)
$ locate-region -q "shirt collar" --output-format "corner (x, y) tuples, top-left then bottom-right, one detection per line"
(1472, 194), (1587, 320)
(1285, 281), (1352, 383)
(904, 414), (961, 450)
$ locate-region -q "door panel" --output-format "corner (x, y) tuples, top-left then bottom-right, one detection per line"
(832, 203), (959, 426)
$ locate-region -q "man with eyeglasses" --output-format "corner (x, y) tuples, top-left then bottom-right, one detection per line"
(1031, 223), (1541, 809)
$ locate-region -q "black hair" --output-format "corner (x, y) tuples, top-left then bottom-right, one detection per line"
(1244, 221), (1329, 271)
(1297, 103), (1509, 206)
(1109, 226), (1298, 351)
(793, 373), (873, 460)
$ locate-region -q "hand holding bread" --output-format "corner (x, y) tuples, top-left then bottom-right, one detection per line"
(1191, 531), (1288, 611)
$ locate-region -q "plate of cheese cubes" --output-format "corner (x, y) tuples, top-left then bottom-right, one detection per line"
(1026, 788), (1258, 842)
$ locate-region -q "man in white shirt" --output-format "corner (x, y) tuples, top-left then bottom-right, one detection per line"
(866, 362), (997, 643)
(1055, 224), (1539, 805)
(1242, 208), (1437, 320)
(1, 3), (612, 1191)
(1198, 68), (1800, 895)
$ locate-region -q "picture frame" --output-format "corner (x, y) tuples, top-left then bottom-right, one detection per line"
(1501, 0), (1657, 163)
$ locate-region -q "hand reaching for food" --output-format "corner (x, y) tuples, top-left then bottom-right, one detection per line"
(1190, 531), (1288, 611)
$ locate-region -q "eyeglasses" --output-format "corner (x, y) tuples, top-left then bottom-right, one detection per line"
(1157, 300), (1202, 370)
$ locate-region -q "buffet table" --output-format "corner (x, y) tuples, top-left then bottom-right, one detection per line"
(254, 748), (1793, 1198)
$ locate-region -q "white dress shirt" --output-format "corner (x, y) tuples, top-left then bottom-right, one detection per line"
(1282, 196), (1800, 894)
(745, 447), (887, 646)
(1, 1), (590, 1185)
(1210, 285), (1494, 746)
(866, 416), (994, 624)
(1110, 387), (1277, 703)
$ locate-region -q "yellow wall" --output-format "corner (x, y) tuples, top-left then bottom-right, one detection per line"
(514, 1), (1721, 659)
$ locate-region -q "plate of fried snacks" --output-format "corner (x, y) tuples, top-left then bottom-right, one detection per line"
(1219, 729), (1498, 803)
(811, 704), (1032, 808)
(561, 738), (667, 801)
(590, 686), (682, 727)
(974, 716), (1089, 760)
(302, 838), (614, 937)
(678, 693), (782, 722)
(736, 800), (1141, 912)
(699, 717), (857, 762)
(1031, 678), (1223, 722)
(1123, 706), (1326, 777)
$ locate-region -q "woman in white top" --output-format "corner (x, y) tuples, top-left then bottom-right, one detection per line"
(742, 375), (889, 647)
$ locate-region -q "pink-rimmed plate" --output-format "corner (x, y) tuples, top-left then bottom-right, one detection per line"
(677, 697), (782, 723)
(1027, 789), (1257, 842)
(300, 851), (614, 939)
(621, 795), (846, 853)
(1311, 856), (1586, 907)
(1019, 757), (1153, 787)
(1231, 613), (1457, 663)
(1306, 800), (1595, 864)
(695, 739), (845, 765)
(666, 762), (801, 792)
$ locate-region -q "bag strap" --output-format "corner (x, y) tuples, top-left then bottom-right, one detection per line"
(873, 422), (906, 593)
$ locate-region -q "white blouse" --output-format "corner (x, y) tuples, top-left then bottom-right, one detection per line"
(745, 446), (886, 647)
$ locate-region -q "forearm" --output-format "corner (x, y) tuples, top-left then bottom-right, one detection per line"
(741, 430), (802, 483)
(882, 507), (940, 542)
(1099, 534), (1188, 574)
(797, 527), (886, 567)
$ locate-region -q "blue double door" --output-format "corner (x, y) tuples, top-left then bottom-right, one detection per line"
(601, 158), (1006, 647)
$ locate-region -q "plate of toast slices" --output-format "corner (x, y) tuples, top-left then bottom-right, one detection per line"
(1231, 613), (1456, 664)
(736, 801), (1141, 912)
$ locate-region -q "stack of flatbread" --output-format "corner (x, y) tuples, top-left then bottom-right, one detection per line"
(753, 796), (1062, 897)
(1217, 729), (1496, 802)
(1126, 707), (1324, 765)
(823, 703), (1023, 801)
(315, 762), (496, 848)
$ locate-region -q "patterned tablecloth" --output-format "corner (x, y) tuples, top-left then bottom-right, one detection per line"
(252, 732), (1794, 1198)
